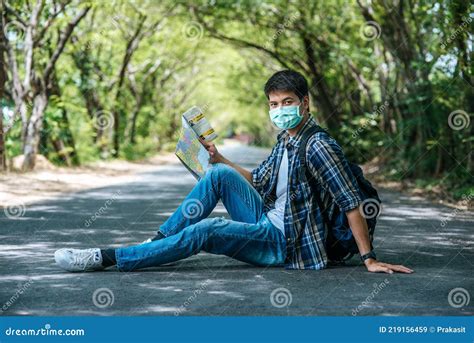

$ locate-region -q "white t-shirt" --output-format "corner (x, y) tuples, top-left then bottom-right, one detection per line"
(266, 149), (288, 236)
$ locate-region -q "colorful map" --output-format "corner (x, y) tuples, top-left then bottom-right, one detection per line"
(175, 118), (210, 180)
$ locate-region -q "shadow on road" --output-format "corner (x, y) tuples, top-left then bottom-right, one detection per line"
(0, 146), (472, 316)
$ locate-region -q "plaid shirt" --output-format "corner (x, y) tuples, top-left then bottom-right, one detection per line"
(251, 116), (362, 270)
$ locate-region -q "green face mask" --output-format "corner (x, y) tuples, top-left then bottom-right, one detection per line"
(269, 103), (303, 130)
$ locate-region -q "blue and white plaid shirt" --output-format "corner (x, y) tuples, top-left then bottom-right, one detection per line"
(251, 116), (362, 270)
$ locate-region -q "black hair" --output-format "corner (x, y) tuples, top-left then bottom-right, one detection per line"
(264, 70), (309, 100)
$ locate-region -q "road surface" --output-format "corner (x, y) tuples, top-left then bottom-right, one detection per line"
(0, 144), (472, 316)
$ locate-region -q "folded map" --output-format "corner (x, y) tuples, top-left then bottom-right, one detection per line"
(175, 106), (217, 180)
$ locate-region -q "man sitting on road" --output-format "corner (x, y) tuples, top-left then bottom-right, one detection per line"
(54, 70), (413, 274)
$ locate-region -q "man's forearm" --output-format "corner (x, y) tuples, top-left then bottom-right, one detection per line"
(218, 156), (253, 183)
(346, 208), (372, 256)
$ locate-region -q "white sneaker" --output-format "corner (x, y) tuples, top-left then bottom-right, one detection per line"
(54, 248), (105, 272)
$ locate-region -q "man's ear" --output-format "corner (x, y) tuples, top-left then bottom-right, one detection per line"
(302, 95), (310, 113)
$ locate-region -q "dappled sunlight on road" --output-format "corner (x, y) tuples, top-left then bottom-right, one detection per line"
(0, 146), (472, 316)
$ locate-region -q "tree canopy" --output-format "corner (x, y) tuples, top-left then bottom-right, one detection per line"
(1, 0), (472, 198)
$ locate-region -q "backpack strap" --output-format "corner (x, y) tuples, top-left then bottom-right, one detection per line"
(297, 125), (328, 182)
(297, 124), (329, 226)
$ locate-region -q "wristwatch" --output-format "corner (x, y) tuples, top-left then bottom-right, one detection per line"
(360, 250), (377, 262)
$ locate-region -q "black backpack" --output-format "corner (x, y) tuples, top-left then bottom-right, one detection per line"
(297, 125), (381, 262)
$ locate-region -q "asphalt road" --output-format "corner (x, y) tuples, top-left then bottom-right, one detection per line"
(0, 145), (472, 316)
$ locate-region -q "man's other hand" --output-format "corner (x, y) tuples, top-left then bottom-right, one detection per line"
(365, 259), (414, 274)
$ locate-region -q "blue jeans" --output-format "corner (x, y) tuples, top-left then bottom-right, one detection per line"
(116, 163), (287, 271)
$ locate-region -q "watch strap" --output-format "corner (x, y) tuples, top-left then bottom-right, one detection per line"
(360, 250), (377, 262)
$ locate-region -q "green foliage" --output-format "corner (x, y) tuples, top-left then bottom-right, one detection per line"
(1, 0), (472, 195)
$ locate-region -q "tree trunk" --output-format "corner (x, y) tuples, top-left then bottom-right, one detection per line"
(0, 7), (7, 171)
(71, 43), (106, 144)
(0, 115), (4, 172)
(51, 137), (71, 166)
(50, 70), (79, 165)
(22, 92), (47, 171)
(0, 103), (4, 171)
(301, 35), (339, 128)
(128, 105), (140, 145)
(5, 5), (90, 171)
(60, 108), (79, 165)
